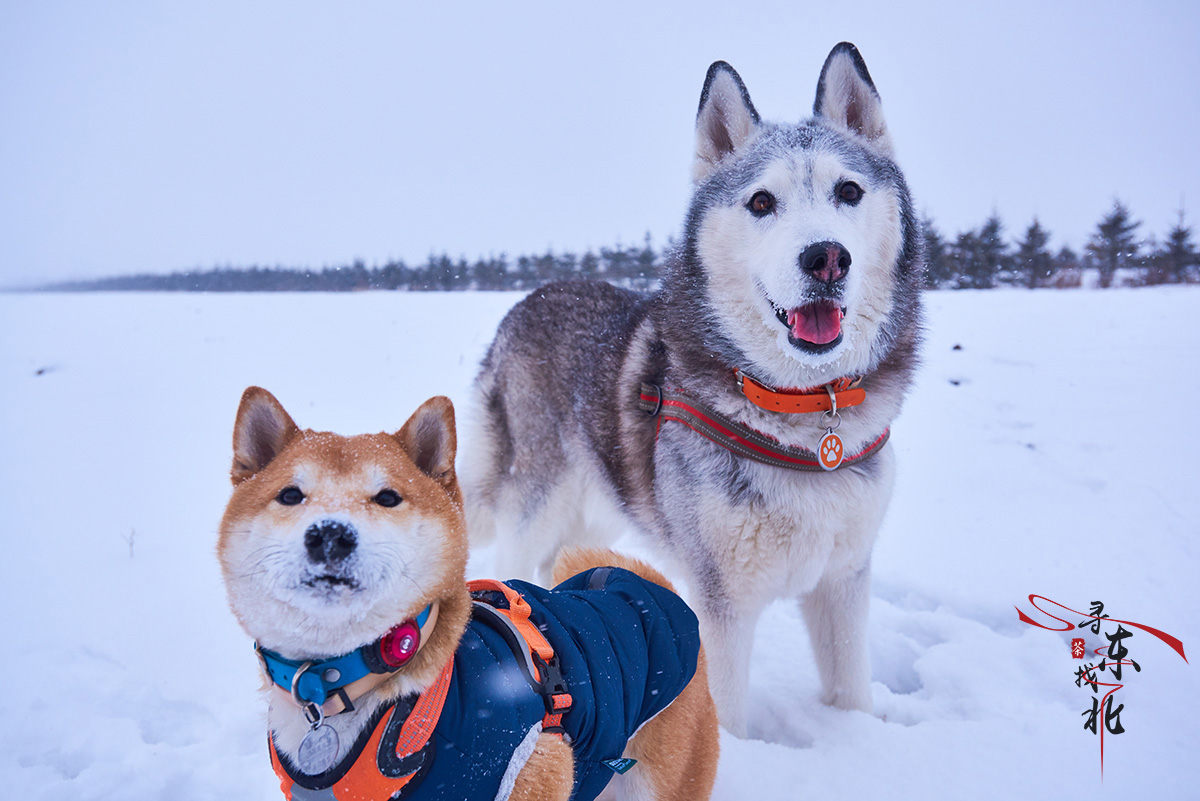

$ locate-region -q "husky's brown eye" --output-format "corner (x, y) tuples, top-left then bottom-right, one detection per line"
(373, 489), (402, 508)
(276, 486), (305, 506)
(747, 190), (775, 216)
(837, 181), (863, 205)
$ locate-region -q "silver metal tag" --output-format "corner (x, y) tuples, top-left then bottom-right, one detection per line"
(296, 723), (341, 775)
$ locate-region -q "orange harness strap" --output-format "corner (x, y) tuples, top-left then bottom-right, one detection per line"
(737, 370), (866, 414)
(269, 658), (454, 801)
(467, 579), (574, 731)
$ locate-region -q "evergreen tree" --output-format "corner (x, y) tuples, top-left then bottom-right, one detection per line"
(378, 260), (412, 290)
(1087, 200), (1141, 288)
(947, 229), (979, 289)
(921, 215), (952, 289)
(473, 255), (508, 291)
(1051, 246), (1082, 288)
(600, 245), (633, 285)
(533, 250), (558, 282)
(557, 252), (580, 280)
(976, 214), (1010, 287)
(512, 255), (536, 289)
(635, 233), (657, 287)
(1148, 208), (1198, 285)
(349, 259), (370, 290)
(579, 251), (600, 278)
(1014, 218), (1053, 289)
(947, 216), (1008, 290)
(421, 253), (458, 291)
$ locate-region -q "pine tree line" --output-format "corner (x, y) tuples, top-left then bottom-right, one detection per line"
(46, 239), (662, 294)
(924, 201), (1199, 289)
(40, 201), (1200, 293)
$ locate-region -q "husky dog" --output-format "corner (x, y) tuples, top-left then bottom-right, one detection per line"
(219, 389), (718, 801)
(464, 43), (923, 736)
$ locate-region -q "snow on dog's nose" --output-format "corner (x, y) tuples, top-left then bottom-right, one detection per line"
(304, 520), (358, 564)
(800, 240), (850, 285)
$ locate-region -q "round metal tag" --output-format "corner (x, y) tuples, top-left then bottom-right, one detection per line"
(818, 430), (845, 471)
(297, 723), (341, 775)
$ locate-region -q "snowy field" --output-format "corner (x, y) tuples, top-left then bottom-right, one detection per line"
(1, 287), (1197, 799)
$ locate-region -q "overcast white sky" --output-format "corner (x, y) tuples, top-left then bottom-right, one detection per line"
(2, 0), (1198, 286)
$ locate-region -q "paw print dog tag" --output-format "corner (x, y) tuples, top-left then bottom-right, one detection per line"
(818, 429), (844, 471)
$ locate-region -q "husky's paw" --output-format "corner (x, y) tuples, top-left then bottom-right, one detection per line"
(820, 685), (872, 713)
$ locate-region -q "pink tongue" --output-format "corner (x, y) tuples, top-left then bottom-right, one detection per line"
(787, 301), (843, 345)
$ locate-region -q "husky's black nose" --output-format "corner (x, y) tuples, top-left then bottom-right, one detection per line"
(304, 521), (357, 563)
(800, 241), (851, 284)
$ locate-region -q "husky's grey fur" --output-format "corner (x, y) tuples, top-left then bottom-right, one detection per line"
(464, 43), (923, 736)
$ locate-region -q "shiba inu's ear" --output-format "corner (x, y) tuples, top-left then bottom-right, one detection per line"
(693, 61), (761, 183)
(231, 387), (300, 484)
(813, 42), (892, 157)
(397, 396), (457, 489)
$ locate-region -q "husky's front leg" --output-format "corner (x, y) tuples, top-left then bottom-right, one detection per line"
(800, 561), (873, 712)
(696, 596), (764, 738)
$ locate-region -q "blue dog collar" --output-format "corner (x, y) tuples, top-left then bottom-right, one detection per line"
(256, 604), (433, 707)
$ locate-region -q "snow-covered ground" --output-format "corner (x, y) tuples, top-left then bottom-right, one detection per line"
(1, 287), (1196, 799)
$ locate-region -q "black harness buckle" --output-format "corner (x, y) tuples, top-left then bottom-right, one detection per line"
(531, 651), (571, 714)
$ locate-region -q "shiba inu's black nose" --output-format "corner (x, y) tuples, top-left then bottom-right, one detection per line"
(304, 521), (357, 563)
(801, 241), (851, 284)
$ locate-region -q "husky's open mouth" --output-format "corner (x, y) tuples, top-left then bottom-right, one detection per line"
(769, 297), (846, 353)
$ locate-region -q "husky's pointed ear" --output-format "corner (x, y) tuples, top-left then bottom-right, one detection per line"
(397, 396), (457, 489)
(231, 387), (300, 484)
(693, 61), (761, 183)
(813, 42), (892, 156)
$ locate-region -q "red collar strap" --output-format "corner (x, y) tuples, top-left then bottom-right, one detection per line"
(736, 369), (866, 414)
(638, 383), (888, 472)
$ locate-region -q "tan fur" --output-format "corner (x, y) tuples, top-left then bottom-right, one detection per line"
(552, 548), (720, 801)
(220, 390), (717, 800)
(621, 648), (720, 801)
(508, 735), (575, 801)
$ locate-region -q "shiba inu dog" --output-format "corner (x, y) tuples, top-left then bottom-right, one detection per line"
(218, 387), (718, 801)
(464, 43), (924, 736)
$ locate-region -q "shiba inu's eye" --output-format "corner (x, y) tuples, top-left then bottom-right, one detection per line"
(372, 489), (402, 508)
(836, 181), (864, 205)
(276, 486), (305, 506)
(747, 191), (775, 216)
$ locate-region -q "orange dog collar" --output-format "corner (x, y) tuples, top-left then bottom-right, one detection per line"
(735, 369), (866, 414)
